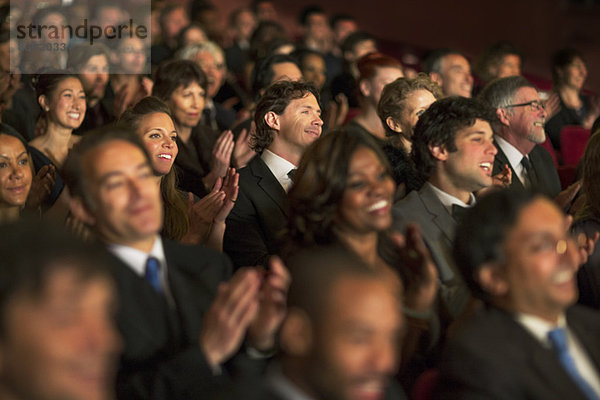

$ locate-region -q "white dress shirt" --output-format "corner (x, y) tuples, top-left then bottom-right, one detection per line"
(495, 135), (531, 187)
(261, 149), (297, 192)
(428, 182), (476, 216)
(516, 312), (600, 396)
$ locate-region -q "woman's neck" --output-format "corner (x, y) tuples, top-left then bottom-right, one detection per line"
(0, 206), (20, 224)
(337, 230), (380, 267)
(557, 86), (582, 109)
(30, 121), (74, 165)
(354, 105), (385, 139)
(176, 122), (192, 144)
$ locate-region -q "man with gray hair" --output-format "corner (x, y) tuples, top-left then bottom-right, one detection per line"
(479, 76), (562, 199)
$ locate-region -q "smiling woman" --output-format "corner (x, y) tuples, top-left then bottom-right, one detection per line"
(0, 131), (32, 223)
(28, 70), (86, 214)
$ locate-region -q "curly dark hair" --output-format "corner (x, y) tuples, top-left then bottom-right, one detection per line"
(152, 60), (208, 103)
(411, 96), (498, 180)
(286, 128), (393, 248)
(252, 80), (320, 153)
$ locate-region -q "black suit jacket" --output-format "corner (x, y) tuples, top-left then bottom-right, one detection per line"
(110, 238), (232, 399)
(493, 141), (561, 198)
(436, 305), (600, 400)
(224, 156), (288, 268)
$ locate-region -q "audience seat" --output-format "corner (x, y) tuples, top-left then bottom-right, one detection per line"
(411, 368), (439, 400)
(560, 125), (590, 166)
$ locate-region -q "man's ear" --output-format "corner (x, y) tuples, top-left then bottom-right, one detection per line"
(476, 262), (509, 297)
(386, 116), (402, 133)
(429, 143), (449, 162)
(264, 111), (280, 132)
(429, 72), (443, 86)
(359, 79), (371, 98)
(38, 95), (49, 112)
(280, 308), (312, 356)
(69, 196), (96, 227)
(496, 107), (511, 127)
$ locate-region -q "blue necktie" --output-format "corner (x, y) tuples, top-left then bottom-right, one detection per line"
(548, 328), (600, 400)
(145, 257), (162, 294)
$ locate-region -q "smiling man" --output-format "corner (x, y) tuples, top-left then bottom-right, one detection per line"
(224, 80), (323, 268)
(479, 76), (561, 198)
(437, 189), (600, 399)
(422, 48), (474, 98)
(393, 96), (498, 325)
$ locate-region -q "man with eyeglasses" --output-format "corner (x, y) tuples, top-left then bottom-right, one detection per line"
(479, 76), (563, 200)
(436, 189), (600, 400)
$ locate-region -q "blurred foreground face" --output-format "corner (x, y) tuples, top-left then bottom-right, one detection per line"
(305, 277), (402, 400)
(0, 267), (121, 400)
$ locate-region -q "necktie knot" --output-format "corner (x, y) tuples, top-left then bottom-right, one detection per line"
(287, 168), (297, 180)
(145, 257), (162, 294)
(452, 204), (468, 223)
(521, 156), (539, 187)
(548, 327), (568, 353)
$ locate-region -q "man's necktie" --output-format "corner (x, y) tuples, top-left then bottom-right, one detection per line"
(145, 257), (162, 294)
(548, 328), (600, 400)
(452, 204), (468, 223)
(521, 156), (539, 188)
(287, 168), (297, 181)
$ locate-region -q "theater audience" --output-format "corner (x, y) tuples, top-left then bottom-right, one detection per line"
(422, 48), (474, 98)
(119, 96), (238, 250)
(224, 80), (322, 269)
(0, 219), (121, 400)
(347, 53), (404, 139)
(545, 48), (600, 151)
(297, 5), (333, 55)
(225, 8), (257, 80)
(475, 41), (522, 84)
(63, 127), (287, 399)
(437, 189), (600, 399)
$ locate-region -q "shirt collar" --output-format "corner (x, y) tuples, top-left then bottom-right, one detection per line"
(268, 367), (315, 400)
(495, 135), (526, 173)
(427, 182), (476, 215)
(107, 235), (166, 277)
(515, 312), (567, 347)
(261, 149), (296, 192)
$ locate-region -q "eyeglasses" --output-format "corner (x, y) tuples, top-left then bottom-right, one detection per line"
(504, 100), (545, 112)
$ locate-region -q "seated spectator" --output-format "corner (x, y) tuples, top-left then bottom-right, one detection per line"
(0, 31), (23, 131)
(0, 219), (121, 400)
(251, 0), (278, 22)
(63, 127), (286, 399)
(330, 31), (378, 108)
(68, 43), (114, 135)
(479, 76), (565, 201)
(421, 48), (474, 98)
(29, 71), (85, 215)
(474, 41), (522, 94)
(151, 4), (190, 67)
(152, 59), (233, 197)
(347, 53), (404, 139)
(393, 96), (499, 336)
(0, 130), (32, 223)
(224, 80), (322, 268)
(436, 189), (600, 399)
(545, 48), (600, 151)
(225, 8), (256, 79)
(377, 74), (442, 194)
(177, 41), (238, 130)
(573, 132), (600, 309)
(177, 22), (209, 48)
(119, 96), (238, 250)
(227, 247), (408, 399)
(297, 5), (333, 55)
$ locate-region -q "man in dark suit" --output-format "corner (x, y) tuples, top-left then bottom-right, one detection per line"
(224, 248), (408, 400)
(437, 189), (600, 399)
(224, 80), (323, 268)
(393, 96), (499, 320)
(63, 128), (288, 399)
(479, 76), (562, 198)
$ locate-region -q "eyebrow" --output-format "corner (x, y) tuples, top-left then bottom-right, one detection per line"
(98, 162), (150, 184)
(302, 105), (322, 114)
(0, 151), (27, 160)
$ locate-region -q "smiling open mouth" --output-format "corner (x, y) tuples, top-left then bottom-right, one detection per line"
(157, 154), (172, 160)
(367, 199), (389, 212)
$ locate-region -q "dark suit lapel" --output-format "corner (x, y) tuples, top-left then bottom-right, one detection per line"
(493, 141), (524, 190)
(568, 309), (600, 373)
(251, 157), (288, 217)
